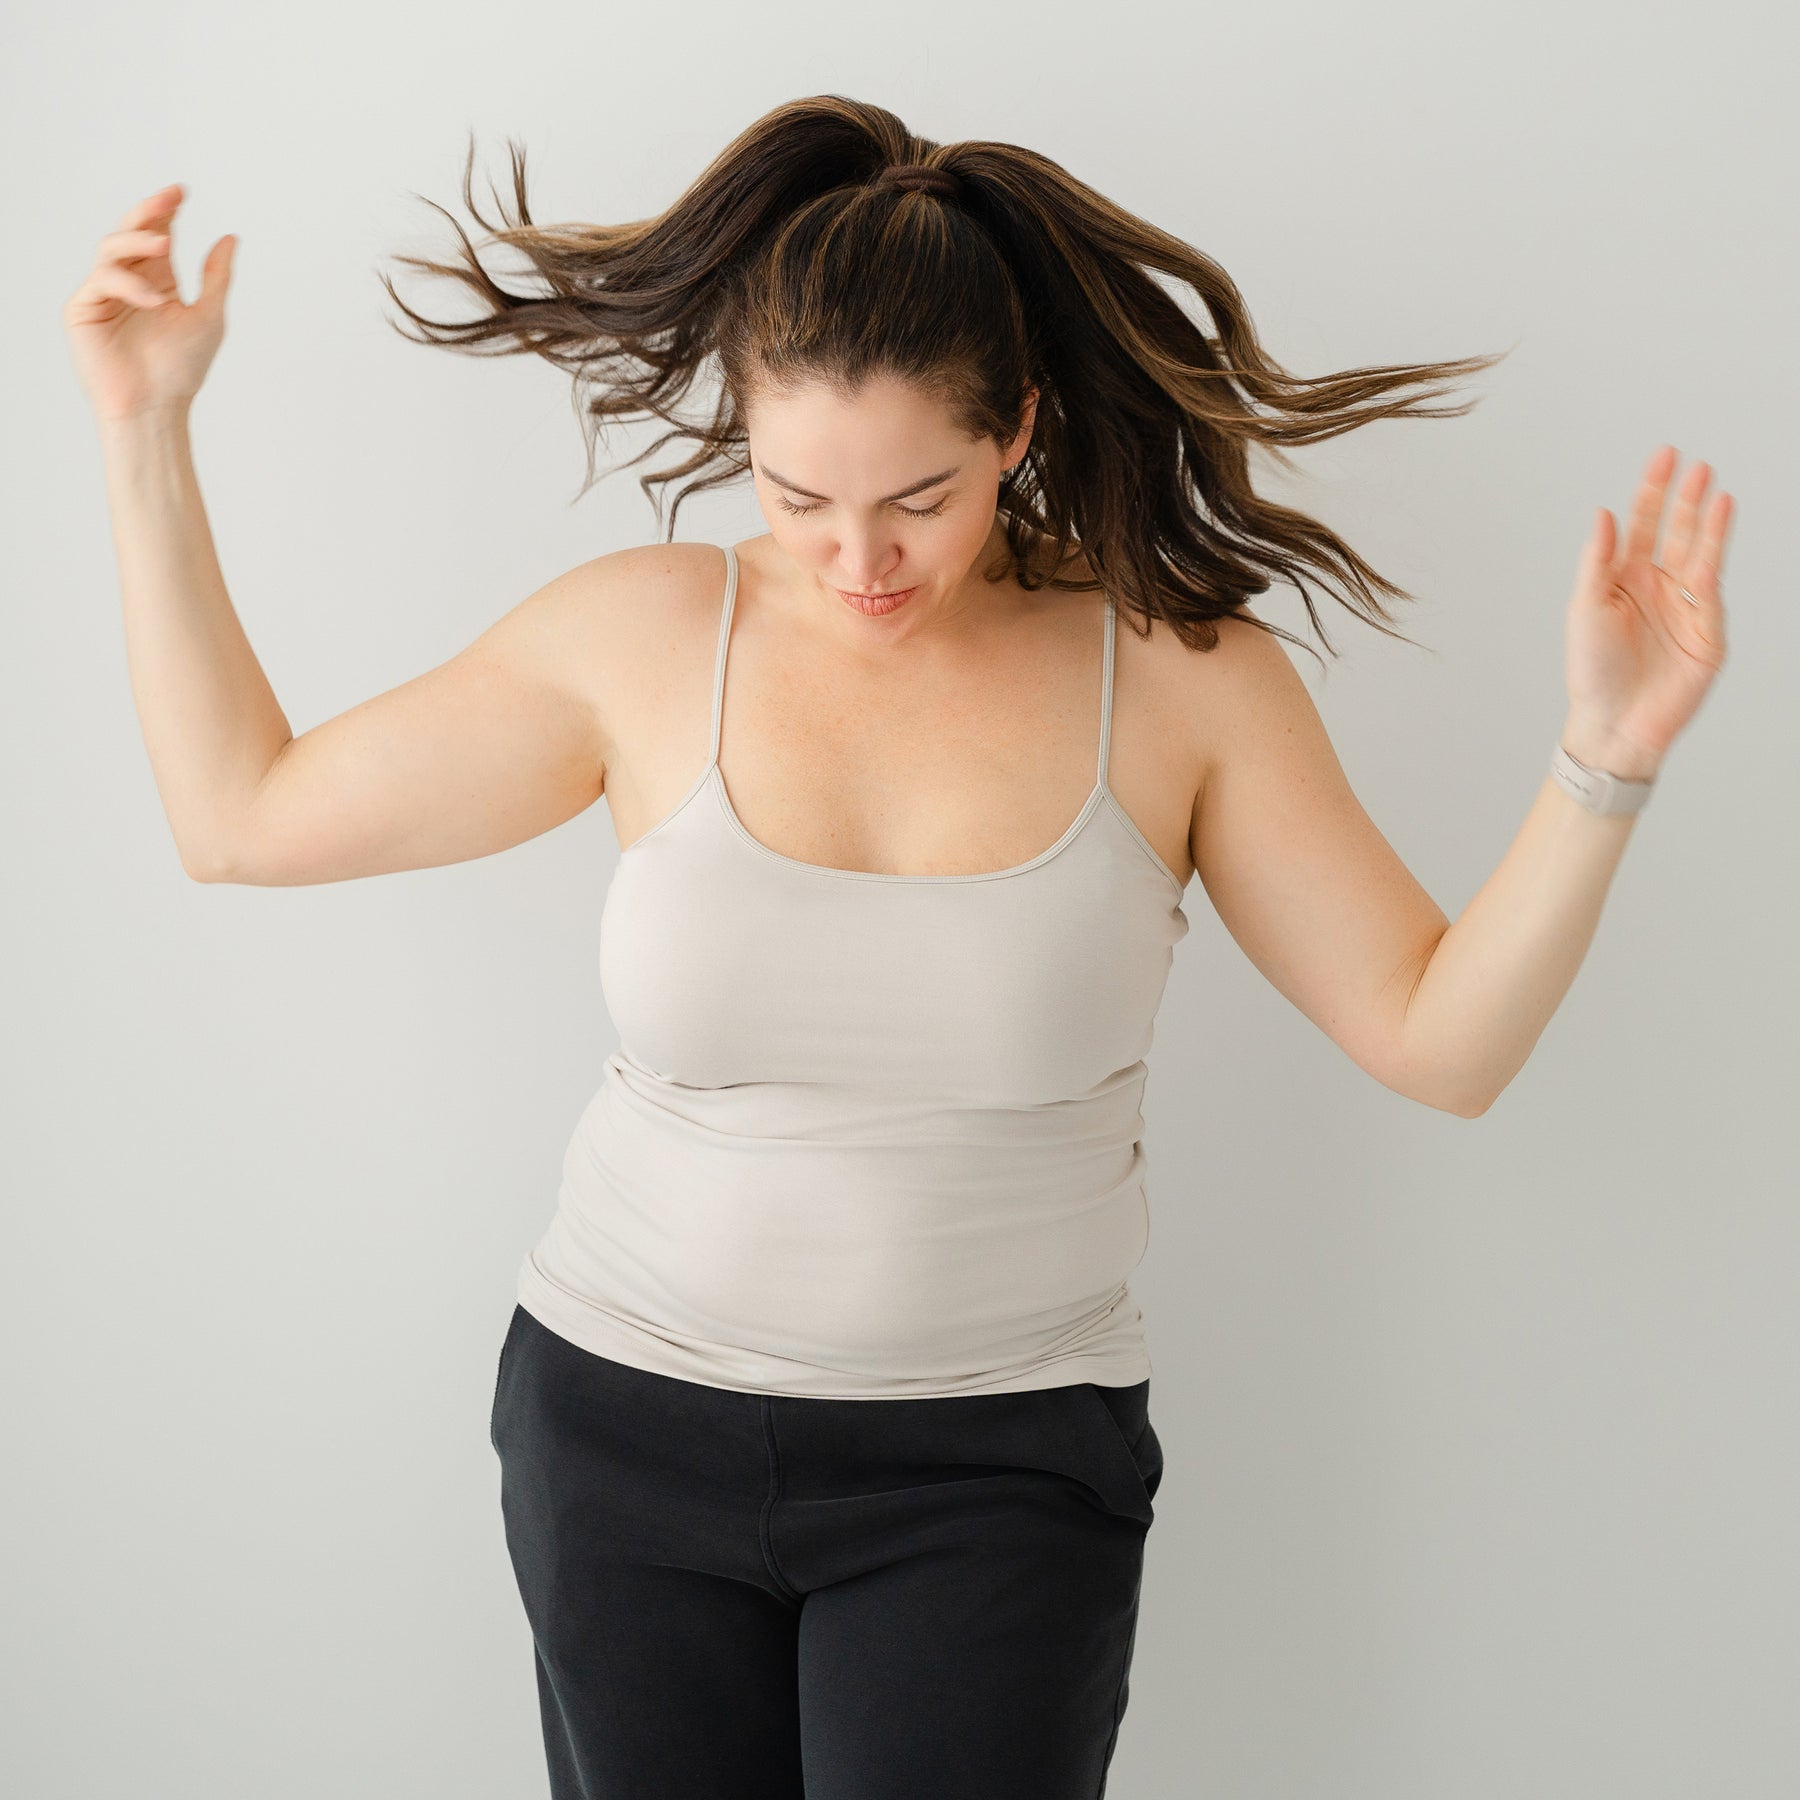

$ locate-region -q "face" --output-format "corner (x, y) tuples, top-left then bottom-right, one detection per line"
(744, 370), (1037, 627)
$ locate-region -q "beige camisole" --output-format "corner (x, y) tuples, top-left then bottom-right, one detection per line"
(515, 543), (1191, 1397)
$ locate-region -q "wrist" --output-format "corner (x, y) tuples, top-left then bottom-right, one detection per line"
(96, 405), (194, 481)
(95, 400), (193, 442)
(1558, 718), (1662, 783)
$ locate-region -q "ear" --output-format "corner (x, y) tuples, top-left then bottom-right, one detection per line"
(1004, 385), (1040, 468)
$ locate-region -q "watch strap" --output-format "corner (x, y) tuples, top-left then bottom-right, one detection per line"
(1550, 744), (1655, 816)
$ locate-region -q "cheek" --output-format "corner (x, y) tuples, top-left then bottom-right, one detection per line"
(769, 516), (830, 564)
(948, 509), (992, 551)
(932, 509), (994, 569)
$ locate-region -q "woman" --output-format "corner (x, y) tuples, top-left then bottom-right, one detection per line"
(65, 95), (1731, 1800)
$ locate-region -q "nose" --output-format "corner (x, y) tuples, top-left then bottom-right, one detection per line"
(831, 527), (906, 591)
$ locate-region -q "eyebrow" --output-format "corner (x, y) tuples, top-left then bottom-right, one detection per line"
(758, 463), (962, 503)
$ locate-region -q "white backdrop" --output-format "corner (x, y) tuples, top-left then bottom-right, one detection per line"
(6, 1), (1796, 1794)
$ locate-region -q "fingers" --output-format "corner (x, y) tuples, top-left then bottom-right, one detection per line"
(1642, 449), (1733, 597)
(76, 255), (177, 312)
(1587, 505), (1617, 574)
(1591, 445), (1734, 638)
(1659, 458), (1712, 572)
(1681, 490), (1732, 662)
(116, 182), (183, 233)
(72, 190), (188, 315)
(1621, 442), (1678, 565)
(99, 226), (174, 267)
(196, 234), (236, 311)
(1693, 488), (1735, 587)
(1575, 506), (1618, 611)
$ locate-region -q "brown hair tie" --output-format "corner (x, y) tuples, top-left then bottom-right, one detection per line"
(872, 163), (962, 201)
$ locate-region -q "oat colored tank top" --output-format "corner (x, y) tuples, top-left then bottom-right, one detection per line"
(515, 543), (1191, 1397)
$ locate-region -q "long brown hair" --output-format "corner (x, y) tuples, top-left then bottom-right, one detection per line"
(379, 96), (1507, 662)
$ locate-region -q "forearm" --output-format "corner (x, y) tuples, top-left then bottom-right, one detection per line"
(97, 403), (292, 876)
(1400, 720), (1657, 1116)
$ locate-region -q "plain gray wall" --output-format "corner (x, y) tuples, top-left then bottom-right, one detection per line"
(6, 0), (1795, 1794)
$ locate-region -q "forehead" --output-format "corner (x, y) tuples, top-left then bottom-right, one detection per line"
(744, 372), (970, 485)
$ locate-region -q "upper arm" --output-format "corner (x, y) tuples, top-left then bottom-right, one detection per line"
(1187, 613), (1454, 1105)
(211, 550), (650, 887)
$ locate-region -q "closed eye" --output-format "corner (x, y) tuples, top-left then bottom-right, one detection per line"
(777, 495), (949, 519)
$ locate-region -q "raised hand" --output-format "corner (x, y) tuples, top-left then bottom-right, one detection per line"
(62, 183), (237, 424)
(1561, 445), (1734, 780)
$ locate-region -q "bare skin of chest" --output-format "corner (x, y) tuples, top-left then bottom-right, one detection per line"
(598, 544), (1202, 886)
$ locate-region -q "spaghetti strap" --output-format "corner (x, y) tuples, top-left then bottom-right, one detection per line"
(706, 544), (740, 770)
(1096, 596), (1117, 790)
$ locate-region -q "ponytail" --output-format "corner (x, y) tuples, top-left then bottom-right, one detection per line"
(381, 96), (1507, 661)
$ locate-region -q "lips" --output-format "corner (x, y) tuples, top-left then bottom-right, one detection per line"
(836, 584), (917, 617)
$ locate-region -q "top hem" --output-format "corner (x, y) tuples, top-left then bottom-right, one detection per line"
(513, 1267), (1153, 1401)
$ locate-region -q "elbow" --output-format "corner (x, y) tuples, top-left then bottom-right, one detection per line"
(1443, 1076), (1501, 1119)
(1384, 1024), (1499, 1119)
(180, 840), (237, 884)
(1404, 1088), (1493, 1120)
(1382, 1063), (1498, 1119)
(179, 806), (265, 883)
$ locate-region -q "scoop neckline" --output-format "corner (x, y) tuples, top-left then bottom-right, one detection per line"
(710, 763), (1108, 886)
(616, 762), (1186, 896)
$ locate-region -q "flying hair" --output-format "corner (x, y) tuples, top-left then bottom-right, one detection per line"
(379, 95), (1510, 664)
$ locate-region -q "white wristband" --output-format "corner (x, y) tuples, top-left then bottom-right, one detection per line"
(1550, 744), (1655, 816)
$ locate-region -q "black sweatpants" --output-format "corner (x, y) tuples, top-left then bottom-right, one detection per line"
(489, 1302), (1164, 1799)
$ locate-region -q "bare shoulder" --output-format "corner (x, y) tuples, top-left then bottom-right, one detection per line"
(1105, 584), (1268, 770)
(1096, 588), (1329, 886)
(550, 539), (727, 639)
(544, 541), (732, 782)
(1150, 605), (1317, 801)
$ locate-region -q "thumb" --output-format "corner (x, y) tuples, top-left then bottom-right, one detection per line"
(1575, 506), (1613, 599)
(1589, 506), (1616, 569)
(197, 234), (236, 311)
